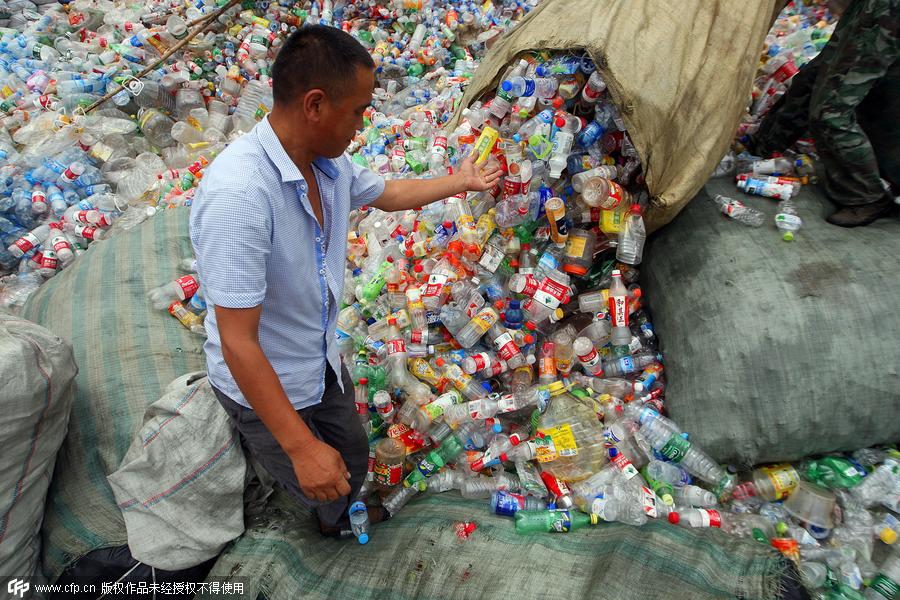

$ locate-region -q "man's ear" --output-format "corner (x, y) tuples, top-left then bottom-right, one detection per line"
(302, 89), (327, 122)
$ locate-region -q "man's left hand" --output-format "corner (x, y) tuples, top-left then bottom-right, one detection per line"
(458, 154), (502, 192)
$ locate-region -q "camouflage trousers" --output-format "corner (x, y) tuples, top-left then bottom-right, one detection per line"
(752, 0), (900, 207)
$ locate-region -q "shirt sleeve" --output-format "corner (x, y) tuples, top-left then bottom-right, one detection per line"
(348, 157), (386, 210)
(190, 183), (271, 309)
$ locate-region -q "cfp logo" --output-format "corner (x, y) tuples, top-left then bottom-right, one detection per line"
(122, 75), (144, 97)
(7, 579), (29, 599)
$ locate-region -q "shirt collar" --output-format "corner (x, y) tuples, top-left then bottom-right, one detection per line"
(257, 115), (340, 183)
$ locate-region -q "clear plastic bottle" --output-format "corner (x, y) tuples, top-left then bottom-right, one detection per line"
(137, 107), (176, 148)
(537, 384), (608, 483)
(775, 199), (802, 242)
(852, 459), (900, 508)
(427, 468), (462, 493)
(348, 501), (370, 544)
(673, 484), (718, 507)
(591, 486), (651, 526)
(435, 358), (487, 401)
(372, 390), (397, 424)
(573, 336), (604, 377)
(751, 157), (795, 176)
(608, 270), (631, 346)
(712, 194), (765, 227)
(147, 274), (200, 309)
(645, 459), (692, 487)
(382, 481), (424, 517)
(409, 390), (464, 432)
(487, 322), (527, 369)
(373, 437), (407, 496)
(731, 463), (799, 502)
(625, 404), (735, 499)
(7, 223), (50, 258)
(581, 176), (628, 208)
(670, 508), (775, 540)
(616, 204), (646, 266)
(551, 328), (575, 376)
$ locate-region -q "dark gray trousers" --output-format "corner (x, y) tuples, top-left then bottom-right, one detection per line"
(212, 364), (368, 528)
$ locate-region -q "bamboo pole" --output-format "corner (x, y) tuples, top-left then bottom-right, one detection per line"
(84, 0), (240, 114)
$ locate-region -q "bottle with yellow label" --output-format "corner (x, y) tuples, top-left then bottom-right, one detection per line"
(537, 381), (608, 483)
(470, 126), (499, 164)
(454, 306), (499, 349)
(599, 202), (629, 235)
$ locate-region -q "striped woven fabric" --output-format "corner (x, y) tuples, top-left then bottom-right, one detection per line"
(20, 208), (206, 579)
(204, 489), (792, 600)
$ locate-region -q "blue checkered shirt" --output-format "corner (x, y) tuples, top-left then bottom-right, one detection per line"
(190, 115), (385, 409)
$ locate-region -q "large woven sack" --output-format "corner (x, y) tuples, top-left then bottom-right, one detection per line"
(0, 313), (76, 579)
(642, 179), (900, 467)
(447, 0), (784, 232)
(19, 208), (206, 580)
(202, 488), (798, 600)
(107, 376), (246, 571)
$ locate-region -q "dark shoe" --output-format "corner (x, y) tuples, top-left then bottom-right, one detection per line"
(826, 199), (898, 228)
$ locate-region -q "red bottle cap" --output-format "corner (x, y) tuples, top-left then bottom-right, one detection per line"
(668, 512), (680, 525)
(358, 377), (368, 385)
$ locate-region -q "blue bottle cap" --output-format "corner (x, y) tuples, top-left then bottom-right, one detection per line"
(481, 381), (492, 393)
(358, 533), (369, 544)
(501, 80), (512, 92)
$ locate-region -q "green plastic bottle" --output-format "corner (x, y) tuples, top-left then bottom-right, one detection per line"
(514, 509), (599, 534)
(362, 261), (391, 303)
(804, 457), (866, 489)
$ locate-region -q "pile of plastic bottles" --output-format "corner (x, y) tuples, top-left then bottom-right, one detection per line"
(703, 1), (838, 241)
(0, 0), (541, 314)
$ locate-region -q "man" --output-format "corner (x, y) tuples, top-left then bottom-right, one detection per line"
(747, 0), (899, 227)
(190, 25), (500, 534)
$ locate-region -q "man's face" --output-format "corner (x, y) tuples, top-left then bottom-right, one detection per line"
(312, 65), (375, 159)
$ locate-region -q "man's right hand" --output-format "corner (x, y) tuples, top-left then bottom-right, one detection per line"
(290, 438), (352, 502)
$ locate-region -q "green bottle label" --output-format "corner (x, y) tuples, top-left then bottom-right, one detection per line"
(550, 511), (571, 533)
(660, 434), (691, 462)
(870, 574), (899, 599)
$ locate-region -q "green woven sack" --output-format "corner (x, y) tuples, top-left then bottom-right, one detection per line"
(204, 489), (792, 600)
(20, 208), (205, 579)
(642, 180), (900, 468)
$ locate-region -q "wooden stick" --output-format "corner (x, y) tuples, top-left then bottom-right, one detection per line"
(84, 0), (240, 114)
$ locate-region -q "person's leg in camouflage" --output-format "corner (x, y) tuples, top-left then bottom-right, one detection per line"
(748, 50), (826, 157)
(808, 0), (900, 226)
(856, 57), (900, 196)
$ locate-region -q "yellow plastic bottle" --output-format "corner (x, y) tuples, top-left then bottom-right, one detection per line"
(537, 382), (608, 483)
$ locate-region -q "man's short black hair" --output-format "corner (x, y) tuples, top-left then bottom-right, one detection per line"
(271, 25), (375, 106)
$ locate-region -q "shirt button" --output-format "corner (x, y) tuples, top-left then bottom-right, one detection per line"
(315, 237), (321, 242)
(319, 269), (325, 275)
